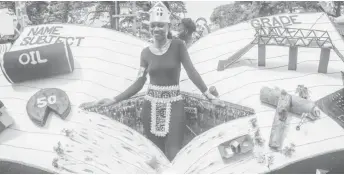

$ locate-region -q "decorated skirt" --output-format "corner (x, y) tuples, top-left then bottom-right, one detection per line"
(145, 84), (183, 137)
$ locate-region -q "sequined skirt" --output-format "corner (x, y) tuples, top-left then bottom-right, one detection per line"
(144, 84), (183, 137)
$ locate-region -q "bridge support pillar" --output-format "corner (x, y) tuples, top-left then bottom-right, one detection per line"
(288, 46), (298, 70)
(318, 47), (330, 73)
(258, 44), (266, 67)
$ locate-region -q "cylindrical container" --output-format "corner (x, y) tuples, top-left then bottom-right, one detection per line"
(1, 43), (74, 83)
(260, 86), (320, 118)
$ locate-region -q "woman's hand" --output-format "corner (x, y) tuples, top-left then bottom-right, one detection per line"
(79, 98), (117, 110)
(203, 89), (225, 107)
(211, 99), (225, 107)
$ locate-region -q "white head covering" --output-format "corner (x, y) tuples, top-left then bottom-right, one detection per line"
(149, 1), (171, 23)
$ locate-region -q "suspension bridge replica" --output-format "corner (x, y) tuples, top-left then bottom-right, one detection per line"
(218, 26), (344, 72)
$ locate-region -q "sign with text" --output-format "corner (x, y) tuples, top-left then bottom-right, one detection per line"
(1, 43), (74, 83)
(19, 25), (85, 47)
(250, 14), (302, 28)
(26, 88), (71, 126)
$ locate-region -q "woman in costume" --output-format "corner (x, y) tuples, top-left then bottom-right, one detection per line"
(177, 18), (197, 48)
(80, 2), (219, 161)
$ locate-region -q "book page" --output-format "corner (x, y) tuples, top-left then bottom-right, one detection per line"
(170, 116), (256, 173)
(0, 24), (171, 173)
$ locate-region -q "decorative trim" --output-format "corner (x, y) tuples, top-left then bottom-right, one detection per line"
(146, 84), (182, 137)
(145, 95), (183, 103)
(148, 84), (180, 91)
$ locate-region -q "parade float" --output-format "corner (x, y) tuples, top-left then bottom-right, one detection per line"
(0, 12), (344, 174)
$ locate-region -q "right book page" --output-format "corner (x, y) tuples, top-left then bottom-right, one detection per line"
(168, 116), (256, 174)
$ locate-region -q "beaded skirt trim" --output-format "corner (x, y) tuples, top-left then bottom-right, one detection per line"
(145, 84), (183, 137)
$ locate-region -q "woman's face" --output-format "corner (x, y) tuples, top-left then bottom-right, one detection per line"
(150, 22), (169, 41)
(178, 23), (186, 33)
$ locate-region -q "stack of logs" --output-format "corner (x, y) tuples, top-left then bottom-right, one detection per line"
(260, 87), (321, 150)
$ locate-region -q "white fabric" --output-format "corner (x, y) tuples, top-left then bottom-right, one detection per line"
(0, 14), (14, 35)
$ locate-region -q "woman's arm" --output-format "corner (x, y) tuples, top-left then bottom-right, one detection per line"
(179, 40), (207, 93)
(179, 40), (217, 100)
(113, 50), (148, 102)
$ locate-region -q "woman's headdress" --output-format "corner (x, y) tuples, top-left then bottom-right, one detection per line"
(149, 1), (171, 23)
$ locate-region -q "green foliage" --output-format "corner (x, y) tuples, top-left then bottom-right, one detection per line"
(210, 1), (324, 29)
(0, 1), (15, 12)
(117, 1), (187, 39)
(24, 1), (95, 25)
(0, 1), (187, 41)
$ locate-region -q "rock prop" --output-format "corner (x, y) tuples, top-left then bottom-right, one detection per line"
(26, 88), (70, 126)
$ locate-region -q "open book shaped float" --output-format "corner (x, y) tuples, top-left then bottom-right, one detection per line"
(1, 12), (344, 173)
(85, 91), (254, 143)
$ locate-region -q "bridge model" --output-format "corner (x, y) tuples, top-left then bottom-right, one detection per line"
(218, 26), (344, 72)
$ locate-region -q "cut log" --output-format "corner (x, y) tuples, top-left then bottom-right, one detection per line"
(269, 90), (292, 150)
(260, 86), (320, 118)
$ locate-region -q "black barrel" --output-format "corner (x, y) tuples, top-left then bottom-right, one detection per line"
(1, 43), (74, 83)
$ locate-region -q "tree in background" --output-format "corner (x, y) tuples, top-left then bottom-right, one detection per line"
(0, 1), (187, 41)
(84, 1), (187, 39)
(210, 1), (324, 29)
(19, 2), (94, 25)
(0, 2), (15, 13)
